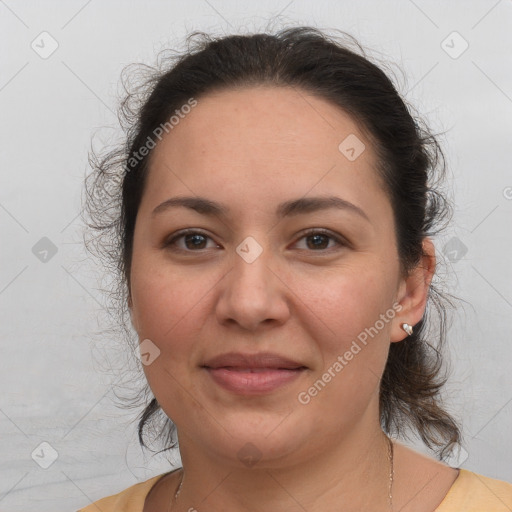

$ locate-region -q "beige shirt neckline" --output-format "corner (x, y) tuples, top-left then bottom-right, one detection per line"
(79, 468), (512, 512)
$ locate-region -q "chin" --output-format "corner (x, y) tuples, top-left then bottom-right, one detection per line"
(186, 410), (316, 468)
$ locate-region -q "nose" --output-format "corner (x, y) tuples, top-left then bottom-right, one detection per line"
(215, 244), (291, 332)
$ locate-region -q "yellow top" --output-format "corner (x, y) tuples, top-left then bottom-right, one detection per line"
(77, 468), (512, 511)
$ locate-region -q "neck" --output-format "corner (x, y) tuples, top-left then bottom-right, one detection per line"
(172, 424), (393, 511)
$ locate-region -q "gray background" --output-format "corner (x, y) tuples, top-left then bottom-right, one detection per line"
(1, 0), (511, 510)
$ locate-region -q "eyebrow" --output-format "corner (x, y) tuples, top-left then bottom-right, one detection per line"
(151, 195), (370, 221)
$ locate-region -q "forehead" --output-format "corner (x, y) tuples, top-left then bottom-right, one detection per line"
(142, 86), (387, 221)
(153, 85), (372, 162)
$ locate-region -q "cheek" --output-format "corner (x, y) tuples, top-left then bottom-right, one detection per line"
(131, 267), (213, 421)
(294, 266), (395, 411)
(130, 262), (226, 408)
(298, 265), (394, 352)
(130, 260), (214, 340)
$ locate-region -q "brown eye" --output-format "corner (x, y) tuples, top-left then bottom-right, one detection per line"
(164, 230), (219, 252)
(294, 229), (346, 251)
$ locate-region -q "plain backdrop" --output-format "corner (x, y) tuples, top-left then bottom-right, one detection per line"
(1, 1), (511, 510)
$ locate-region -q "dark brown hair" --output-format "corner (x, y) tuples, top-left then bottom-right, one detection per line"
(83, 25), (461, 461)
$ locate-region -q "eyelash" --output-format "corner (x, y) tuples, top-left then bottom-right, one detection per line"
(163, 228), (347, 253)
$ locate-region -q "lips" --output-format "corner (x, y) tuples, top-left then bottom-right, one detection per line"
(202, 351), (306, 370)
(202, 352), (307, 395)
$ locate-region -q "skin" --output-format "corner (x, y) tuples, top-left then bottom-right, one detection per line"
(128, 86), (459, 511)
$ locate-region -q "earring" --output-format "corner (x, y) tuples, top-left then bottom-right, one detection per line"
(401, 323), (413, 336)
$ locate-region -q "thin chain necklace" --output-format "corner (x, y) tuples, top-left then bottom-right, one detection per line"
(387, 435), (395, 509)
(170, 436), (394, 510)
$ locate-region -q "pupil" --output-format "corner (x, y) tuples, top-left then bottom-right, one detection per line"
(309, 234), (328, 249)
(186, 234), (206, 249)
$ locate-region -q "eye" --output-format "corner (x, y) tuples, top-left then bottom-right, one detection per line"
(164, 229), (219, 252)
(294, 228), (346, 251)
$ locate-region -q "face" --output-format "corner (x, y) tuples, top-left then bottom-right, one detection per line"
(129, 86), (416, 468)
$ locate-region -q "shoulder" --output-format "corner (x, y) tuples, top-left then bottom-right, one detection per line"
(435, 469), (512, 511)
(76, 473), (168, 512)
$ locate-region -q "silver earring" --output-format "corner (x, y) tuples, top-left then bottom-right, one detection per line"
(401, 323), (413, 336)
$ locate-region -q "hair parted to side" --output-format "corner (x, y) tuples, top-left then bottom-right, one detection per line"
(82, 24), (462, 461)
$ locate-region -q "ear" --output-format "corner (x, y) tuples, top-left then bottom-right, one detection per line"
(390, 237), (436, 343)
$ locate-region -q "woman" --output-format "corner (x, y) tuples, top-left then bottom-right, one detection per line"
(78, 26), (512, 511)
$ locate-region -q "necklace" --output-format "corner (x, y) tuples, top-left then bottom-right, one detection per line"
(387, 435), (394, 509)
(170, 436), (394, 510)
